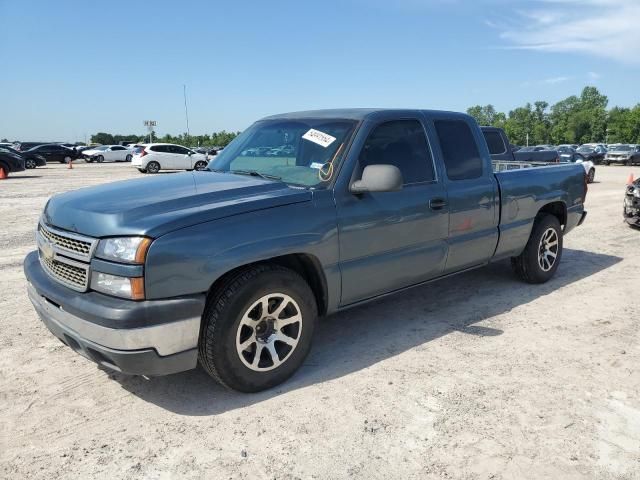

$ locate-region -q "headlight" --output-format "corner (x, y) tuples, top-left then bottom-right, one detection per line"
(91, 272), (145, 300)
(95, 237), (151, 264)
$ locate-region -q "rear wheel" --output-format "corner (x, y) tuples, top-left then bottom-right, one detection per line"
(511, 214), (563, 284)
(146, 161), (160, 174)
(25, 158), (37, 169)
(587, 168), (595, 183)
(126, 154), (132, 162)
(199, 264), (317, 392)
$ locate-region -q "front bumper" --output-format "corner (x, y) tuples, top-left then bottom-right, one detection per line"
(24, 251), (205, 376)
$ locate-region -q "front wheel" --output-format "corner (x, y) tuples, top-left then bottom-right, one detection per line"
(193, 160), (207, 171)
(199, 264), (317, 392)
(96, 155), (104, 163)
(25, 158), (37, 169)
(587, 168), (595, 183)
(511, 214), (563, 284)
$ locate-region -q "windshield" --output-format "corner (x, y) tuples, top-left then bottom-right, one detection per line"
(577, 146), (593, 153)
(209, 118), (358, 188)
(610, 145), (632, 152)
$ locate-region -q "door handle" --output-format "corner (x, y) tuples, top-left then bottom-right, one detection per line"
(429, 198), (447, 210)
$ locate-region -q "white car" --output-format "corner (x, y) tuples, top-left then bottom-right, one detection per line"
(83, 145), (133, 163)
(131, 143), (209, 174)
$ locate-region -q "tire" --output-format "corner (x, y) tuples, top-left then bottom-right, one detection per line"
(587, 168), (595, 183)
(193, 160), (207, 171)
(605, 161), (610, 166)
(25, 158), (37, 169)
(199, 264), (318, 393)
(126, 154), (132, 162)
(85, 158), (93, 163)
(137, 168), (147, 173)
(511, 214), (563, 284)
(146, 161), (160, 174)
(96, 155), (104, 163)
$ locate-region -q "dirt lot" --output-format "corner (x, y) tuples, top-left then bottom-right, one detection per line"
(1, 162), (639, 479)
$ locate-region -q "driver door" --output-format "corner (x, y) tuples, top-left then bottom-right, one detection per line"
(335, 118), (449, 305)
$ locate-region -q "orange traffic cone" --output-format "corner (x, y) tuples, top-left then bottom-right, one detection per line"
(0, 167), (7, 179)
(627, 173), (634, 185)
(68, 159), (73, 169)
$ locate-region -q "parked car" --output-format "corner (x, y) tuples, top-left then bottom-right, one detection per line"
(481, 129), (560, 164)
(576, 145), (606, 164)
(481, 127), (595, 183)
(0, 146), (47, 169)
(131, 143), (208, 173)
(604, 144), (640, 165)
(624, 178), (640, 227)
(14, 141), (48, 152)
(24, 109), (588, 392)
(0, 148), (26, 175)
(267, 145), (296, 156)
(82, 145), (133, 163)
(23, 144), (79, 164)
(558, 150), (595, 183)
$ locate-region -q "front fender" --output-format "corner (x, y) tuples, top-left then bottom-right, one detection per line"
(144, 192), (340, 309)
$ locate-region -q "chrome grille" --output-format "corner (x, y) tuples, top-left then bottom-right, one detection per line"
(38, 223), (94, 259)
(40, 255), (89, 291)
(37, 222), (96, 292)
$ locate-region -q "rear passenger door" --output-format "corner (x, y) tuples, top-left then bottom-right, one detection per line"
(336, 118), (450, 305)
(150, 145), (171, 167)
(431, 117), (499, 273)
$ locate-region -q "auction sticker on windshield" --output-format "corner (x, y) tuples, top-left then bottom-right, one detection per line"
(302, 129), (336, 148)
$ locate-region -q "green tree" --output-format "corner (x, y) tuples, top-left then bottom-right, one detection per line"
(466, 105), (505, 128)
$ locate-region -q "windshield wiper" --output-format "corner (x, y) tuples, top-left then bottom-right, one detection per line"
(229, 169), (282, 181)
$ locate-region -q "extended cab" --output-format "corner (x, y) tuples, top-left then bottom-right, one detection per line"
(24, 110), (588, 392)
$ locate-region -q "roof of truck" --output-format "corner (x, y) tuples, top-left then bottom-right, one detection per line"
(262, 108), (467, 121)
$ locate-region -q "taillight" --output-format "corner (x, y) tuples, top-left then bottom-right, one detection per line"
(583, 172), (588, 200)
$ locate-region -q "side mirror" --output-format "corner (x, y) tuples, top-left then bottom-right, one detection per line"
(350, 164), (403, 194)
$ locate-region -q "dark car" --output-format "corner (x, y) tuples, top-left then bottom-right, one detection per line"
(604, 145), (640, 166)
(624, 178), (640, 227)
(576, 145), (606, 164)
(23, 144), (79, 164)
(0, 148), (26, 175)
(14, 141), (49, 152)
(0, 146), (46, 169)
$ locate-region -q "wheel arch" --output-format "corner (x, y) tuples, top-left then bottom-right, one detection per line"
(205, 253), (329, 316)
(537, 201), (567, 228)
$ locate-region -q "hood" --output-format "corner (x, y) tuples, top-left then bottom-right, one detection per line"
(44, 171), (312, 238)
(83, 149), (103, 155)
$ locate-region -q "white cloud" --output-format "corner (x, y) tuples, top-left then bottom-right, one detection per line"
(544, 76), (570, 84)
(489, 0), (640, 65)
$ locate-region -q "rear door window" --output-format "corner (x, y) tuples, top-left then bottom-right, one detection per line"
(482, 130), (506, 155)
(434, 120), (483, 181)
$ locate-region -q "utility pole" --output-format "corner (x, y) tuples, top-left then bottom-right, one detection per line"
(183, 84), (190, 144)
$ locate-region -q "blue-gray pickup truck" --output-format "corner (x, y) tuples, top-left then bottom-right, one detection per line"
(24, 109), (588, 392)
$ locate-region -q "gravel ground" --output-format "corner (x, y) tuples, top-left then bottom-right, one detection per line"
(1, 162), (639, 480)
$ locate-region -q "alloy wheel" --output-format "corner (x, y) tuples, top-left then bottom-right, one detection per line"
(538, 227), (559, 272)
(235, 293), (303, 372)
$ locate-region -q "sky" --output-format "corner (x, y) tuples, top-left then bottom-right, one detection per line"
(1, 0), (639, 142)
